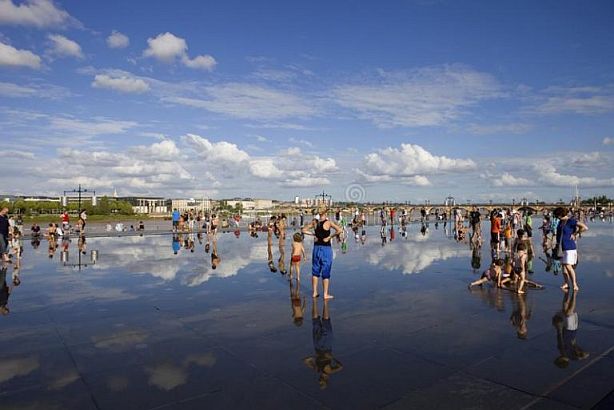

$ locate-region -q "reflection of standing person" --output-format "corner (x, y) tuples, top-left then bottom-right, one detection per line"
(302, 207), (342, 299)
(0, 264), (10, 315)
(552, 291), (589, 368)
(510, 293), (530, 339)
(303, 298), (343, 389)
(79, 209), (87, 232)
(267, 217), (277, 272)
(0, 208), (10, 262)
(211, 238), (221, 269)
(78, 234), (87, 255)
(172, 234), (180, 255)
(553, 207), (588, 292)
(471, 245), (482, 272)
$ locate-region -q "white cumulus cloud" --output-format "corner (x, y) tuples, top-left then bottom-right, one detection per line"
(106, 30), (129, 49)
(92, 74), (150, 93)
(181, 54), (216, 71)
(143, 32), (216, 70)
(492, 172), (533, 187)
(47, 34), (83, 59)
(183, 133), (250, 163)
(603, 137), (613, 145)
(403, 175), (431, 186)
(0, 0), (77, 28)
(358, 143), (476, 182)
(0, 40), (41, 68)
(534, 163), (614, 188)
(249, 158), (283, 179)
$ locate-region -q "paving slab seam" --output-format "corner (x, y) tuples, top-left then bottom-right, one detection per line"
(213, 345), (331, 409)
(581, 318), (614, 331)
(592, 388), (614, 409)
(517, 346), (614, 410)
(454, 370), (579, 409)
(52, 325), (102, 410)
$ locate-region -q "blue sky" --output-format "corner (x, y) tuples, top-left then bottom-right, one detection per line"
(0, 0), (613, 203)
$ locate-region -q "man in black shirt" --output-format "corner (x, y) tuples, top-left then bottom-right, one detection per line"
(469, 207), (482, 241)
(0, 208), (10, 262)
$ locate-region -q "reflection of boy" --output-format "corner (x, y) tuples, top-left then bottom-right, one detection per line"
(290, 281), (305, 327)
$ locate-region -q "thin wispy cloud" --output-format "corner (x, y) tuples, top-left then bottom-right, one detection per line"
(165, 83), (315, 120)
(333, 65), (503, 128)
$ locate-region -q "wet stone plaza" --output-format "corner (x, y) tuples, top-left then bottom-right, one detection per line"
(1, 221), (614, 410)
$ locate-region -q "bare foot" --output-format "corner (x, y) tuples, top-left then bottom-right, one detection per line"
(312, 293), (319, 298)
(573, 286), (580, 291)
(517, 290), (525, 294)
(560, 284), (569, 290)
(323, 294), (334, 300)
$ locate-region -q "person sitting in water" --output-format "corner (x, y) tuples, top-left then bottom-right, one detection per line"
(469, 259), (505, 289)
(30, 224), (41, 238)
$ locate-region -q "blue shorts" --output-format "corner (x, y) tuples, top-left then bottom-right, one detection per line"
(312, 245), (333, 279)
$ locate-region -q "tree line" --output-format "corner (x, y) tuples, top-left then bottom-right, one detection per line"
(0, 196), (134, 216)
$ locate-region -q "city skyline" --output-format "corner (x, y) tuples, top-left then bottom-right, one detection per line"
(0, 0), (613, 203)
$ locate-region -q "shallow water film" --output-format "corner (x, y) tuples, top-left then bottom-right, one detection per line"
(1, 221), (613, 409)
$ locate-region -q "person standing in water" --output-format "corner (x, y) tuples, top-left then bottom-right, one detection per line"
(554, 207), (588, 292)
(302, 206), (342, 299)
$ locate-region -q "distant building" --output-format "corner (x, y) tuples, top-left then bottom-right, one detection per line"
(254, 199), (274, 210)
(120, 196), (168, 214)
(23, 196), (61, 203)
(226, 199), (274, 210)
(171, 198), (212, 213)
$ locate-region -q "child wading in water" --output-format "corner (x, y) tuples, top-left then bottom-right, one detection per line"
(291, 232), (306, 281)
(514, 242), (528, 294)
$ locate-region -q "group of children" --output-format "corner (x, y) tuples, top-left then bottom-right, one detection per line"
(469, 227), (544, 294)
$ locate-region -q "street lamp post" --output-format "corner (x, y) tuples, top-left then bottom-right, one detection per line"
(63, 184), (95, 213)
